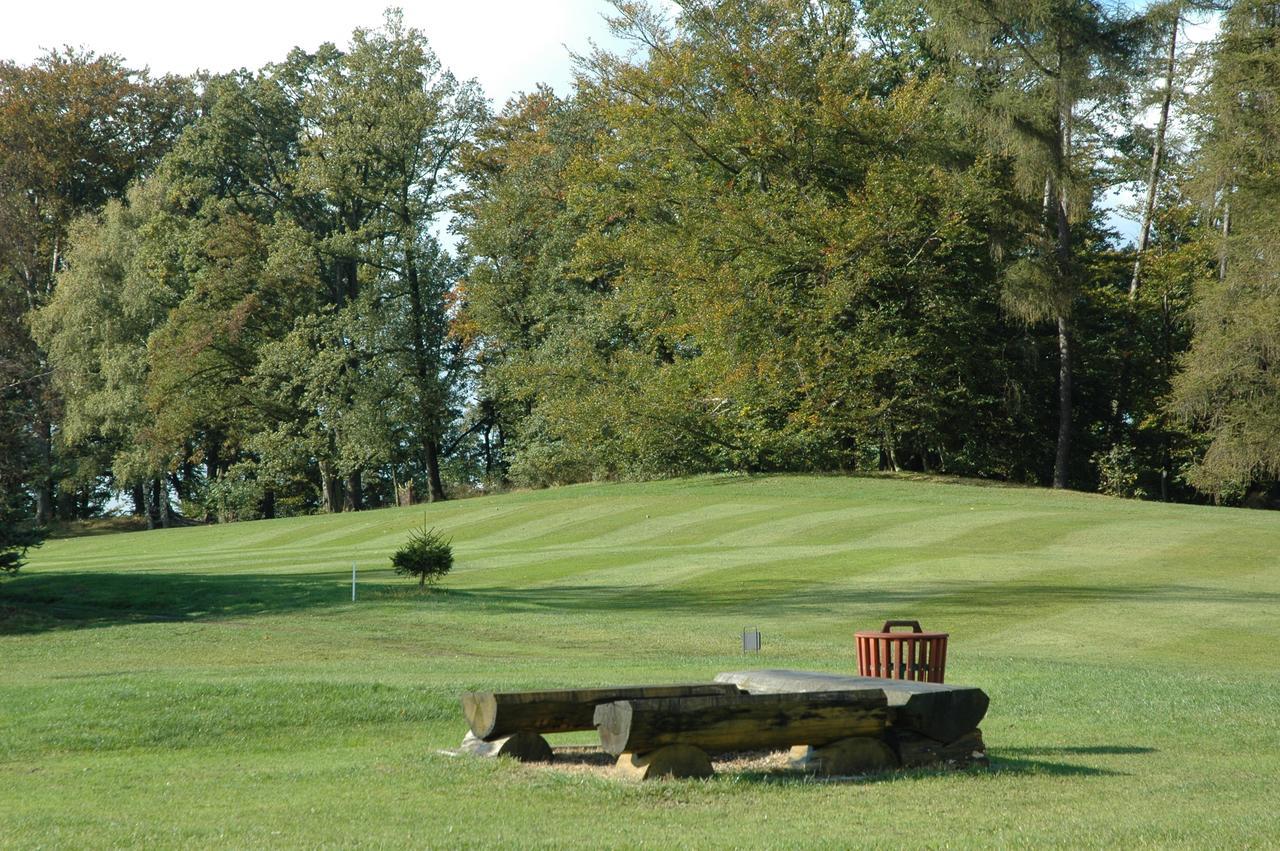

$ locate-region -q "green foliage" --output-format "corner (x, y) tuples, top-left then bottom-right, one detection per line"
(462, 1), (1055, 486)
(0, 49), (193, 525)
(390, 524), (453, 588)
(8, 0), (1279, 516)
(1168, 0), (1280, 496)
(0, 401), (45, 573)
(0, 494), (44, 575)
(1093, 443), (1147, 499)
(31, 12), (487, 519)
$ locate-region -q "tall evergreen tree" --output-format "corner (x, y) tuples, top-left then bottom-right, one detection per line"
(1169, 0), (1280, 499)
(925, 0), (1138, 487)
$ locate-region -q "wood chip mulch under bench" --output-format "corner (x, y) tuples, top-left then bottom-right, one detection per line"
(506, 745), (987, 781)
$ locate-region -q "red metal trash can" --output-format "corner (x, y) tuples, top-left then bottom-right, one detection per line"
(856, 620), (949, 683)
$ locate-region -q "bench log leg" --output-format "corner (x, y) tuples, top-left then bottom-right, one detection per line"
(615, 745), (714, 780)
(788, 736), (898, 776)
(888, 728), (986, 768)
(458, 731), (553, 763)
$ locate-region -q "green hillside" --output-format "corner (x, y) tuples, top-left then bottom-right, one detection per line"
(3, 475), (1278, 847)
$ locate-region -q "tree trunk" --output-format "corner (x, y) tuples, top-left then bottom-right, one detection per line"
(880, 430), (899, 473)
(1054, 315), (1072, 489)
(335, 256), (359, 305)
(1130, 10), (1179, 297)
(205, 436), (221, 482)
(49, 233), (60, 285)
(158, 478), (171, 528)
(887, 728), (987, 769)
(1052, 156), (1073, 490)
(343, 470), (363, 512)
(183, 464), (196, 500)
(1219, 201), (1230, 281)
(204, 435), (221, 521)
(424, 437), (446, 503)
(34, 416), (53, 525)
(404, 246), (447, 503)
(1160, 289), (1173, 501)
(789, 736), (899, 776)
(131, 482), (146, 517)
(145, 478), (161, 530)
(319, 460), (343, 513)
(260, 488), (276, 520)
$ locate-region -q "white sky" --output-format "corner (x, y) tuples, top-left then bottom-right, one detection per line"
(0, 1), (635, 107)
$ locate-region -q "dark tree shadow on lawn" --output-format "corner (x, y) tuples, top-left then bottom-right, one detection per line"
(0, 570), (357, 634)
(977, 755), (1132, 777)
(540, 748), (1130, 784)
(705, 757), (1128, 785)
(7, 566), (1276, 635)
(446, 580), (1280, 616)
(998, 745), (1157, 756)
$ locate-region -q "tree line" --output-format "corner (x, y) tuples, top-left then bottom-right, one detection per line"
(2, 1), (1277, 563)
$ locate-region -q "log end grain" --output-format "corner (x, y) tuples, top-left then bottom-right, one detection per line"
(460, 693), (499, 740)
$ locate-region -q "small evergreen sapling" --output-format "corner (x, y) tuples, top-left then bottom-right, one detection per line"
(391, 525), (453, 588)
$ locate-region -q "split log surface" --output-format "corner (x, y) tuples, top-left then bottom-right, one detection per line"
(457, 731), (554, 762)
(594, 690), (887, 757)
(461, 683), (740, 741)
(615, 745), (714, 780)
(715, 668), (988, 744)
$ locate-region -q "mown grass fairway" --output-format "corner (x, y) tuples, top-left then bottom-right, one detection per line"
(2, 475), (1278, 848)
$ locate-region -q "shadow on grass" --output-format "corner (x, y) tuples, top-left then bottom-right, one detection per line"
(0, 570), (352, 635)
(998, 745), (1157, 756)
(541, 748), (1128, 784)
(6, 566), (1277, 635)
(446, 579), (1280, 616)
(725, 756), (1129, 785)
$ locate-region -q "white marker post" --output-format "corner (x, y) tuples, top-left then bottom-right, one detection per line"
(352, 562), (357, 602)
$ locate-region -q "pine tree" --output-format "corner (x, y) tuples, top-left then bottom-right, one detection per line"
(1169, 0), (1280, 498)
(926, 0), (1138, 487)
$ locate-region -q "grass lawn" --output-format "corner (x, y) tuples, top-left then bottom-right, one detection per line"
(2, 474), (1278, 848)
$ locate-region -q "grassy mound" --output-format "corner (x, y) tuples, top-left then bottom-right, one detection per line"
(2, 475), (1277, 846)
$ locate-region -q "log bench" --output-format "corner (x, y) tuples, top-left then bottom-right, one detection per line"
(716, 669), (990, 772)
(593, 688), (889, 779)
(457, 683), (741, 761)
(455, 670), (990, 780)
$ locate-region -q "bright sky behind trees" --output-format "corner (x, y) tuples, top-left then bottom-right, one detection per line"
(0, 0), (645, 106)
(2, 1), (1218, 244)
